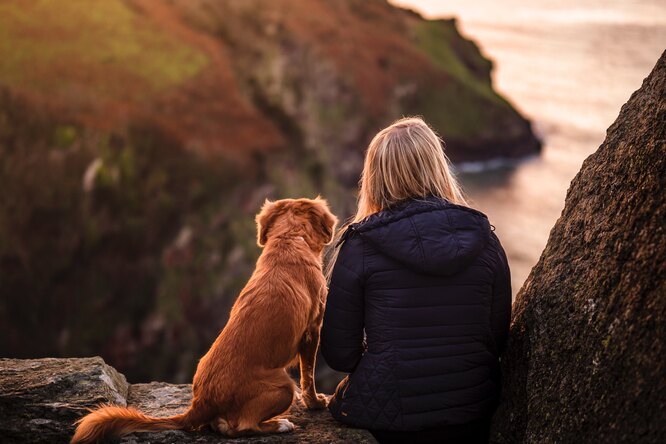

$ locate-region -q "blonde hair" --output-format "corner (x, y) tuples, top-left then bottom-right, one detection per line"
(326, 116), (467, 279)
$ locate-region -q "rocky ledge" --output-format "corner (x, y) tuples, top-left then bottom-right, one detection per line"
(0, 357), (376, 444)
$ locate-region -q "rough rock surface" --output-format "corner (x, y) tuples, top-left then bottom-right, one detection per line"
(0, 357), (128, 444)
(0, 358), (376, 444)
(490, 51), (666, 443)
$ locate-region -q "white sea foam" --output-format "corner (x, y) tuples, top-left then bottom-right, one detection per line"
(455, 155), (539, 174)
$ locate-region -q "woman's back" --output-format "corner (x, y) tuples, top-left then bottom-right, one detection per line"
(321, 196), (511, 432)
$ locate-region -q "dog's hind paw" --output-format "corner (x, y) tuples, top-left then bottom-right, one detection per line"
(303, 392), (329, 410)
(213, 418), (231, 434)
(276, 418), (295, 433)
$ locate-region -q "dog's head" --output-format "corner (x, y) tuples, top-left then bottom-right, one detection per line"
(256, 197), (338, 251)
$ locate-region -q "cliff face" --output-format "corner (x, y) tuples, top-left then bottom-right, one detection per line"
(0, 0), (539, 386)
(491, 51), (666, 443)
(0, 358), (376, 444)
(0, 0), (540, 165)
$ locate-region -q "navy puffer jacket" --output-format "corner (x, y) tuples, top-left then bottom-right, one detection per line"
(321, 196), (511, 431)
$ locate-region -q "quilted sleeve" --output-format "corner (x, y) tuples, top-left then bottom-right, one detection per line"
(321, 234), (365, 373)
(490, 232), (512, 355)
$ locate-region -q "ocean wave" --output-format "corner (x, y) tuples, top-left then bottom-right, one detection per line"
(454, 154), (540, 174)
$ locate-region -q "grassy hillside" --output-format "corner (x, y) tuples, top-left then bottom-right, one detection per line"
(0, 1), (207, 99)
(0, 0), (540, 386)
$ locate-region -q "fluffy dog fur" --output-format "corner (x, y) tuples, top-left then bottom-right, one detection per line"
(71, 197), (338, 443)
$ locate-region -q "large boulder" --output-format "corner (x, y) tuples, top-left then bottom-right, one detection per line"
(491, 51), (666, 443)
(0, 358), (376, 444)
(0, 358), (128, 443)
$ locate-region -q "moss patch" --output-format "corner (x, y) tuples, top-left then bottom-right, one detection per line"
(412, 20), (517, 139)
(414, 20), (501, 102)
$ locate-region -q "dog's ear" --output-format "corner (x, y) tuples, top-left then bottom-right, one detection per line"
(309, 197), (338, 245)
(256, 199), (284, 247)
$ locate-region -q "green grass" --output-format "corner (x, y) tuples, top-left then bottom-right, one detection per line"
(413, 20), (517, 139)
(414, 20), (502, 102)
(418, 84), (489, 139)
(52, 125), (78, 149)
(0, 0), (208, 98)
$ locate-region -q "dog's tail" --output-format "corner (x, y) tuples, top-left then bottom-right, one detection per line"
(70, 403), (208, 443)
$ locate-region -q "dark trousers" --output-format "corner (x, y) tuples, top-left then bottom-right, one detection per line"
(370, 417), (491, 444)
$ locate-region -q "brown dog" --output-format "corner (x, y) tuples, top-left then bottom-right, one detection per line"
(71, 197), (338, 442)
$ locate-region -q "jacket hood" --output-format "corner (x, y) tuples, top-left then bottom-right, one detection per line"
(346, 197), (491, 276)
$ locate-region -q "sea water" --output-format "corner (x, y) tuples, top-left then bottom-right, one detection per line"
(392, 0), (666, 296)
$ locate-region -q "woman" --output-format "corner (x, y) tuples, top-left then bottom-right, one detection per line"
(321, 117), (511, 444)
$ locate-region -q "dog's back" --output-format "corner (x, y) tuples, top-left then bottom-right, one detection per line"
(195, 236), (321, 394)
(71, 197), (337, 442)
